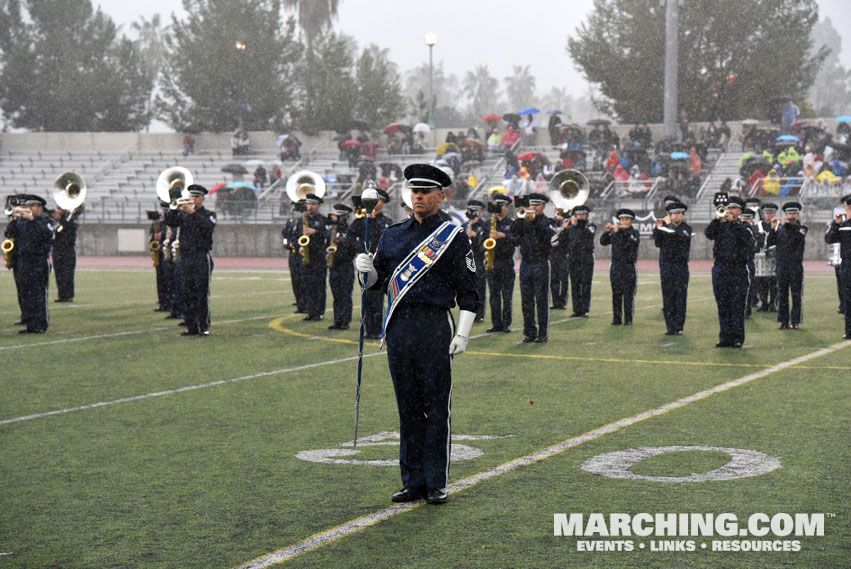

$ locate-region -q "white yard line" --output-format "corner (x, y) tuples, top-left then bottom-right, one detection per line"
(233, 339), (850, 569)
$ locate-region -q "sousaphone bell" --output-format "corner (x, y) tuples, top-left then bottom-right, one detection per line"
(156, 167), (194, 209)
(548, 169), (589, 212)
(53, 171), (87, 232)
(285, 170), (326, 203)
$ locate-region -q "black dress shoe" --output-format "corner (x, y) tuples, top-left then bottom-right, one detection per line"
(665, 330), (676, 336)
(199, 330), (210, 336)
(522, 336), (536, 343)
(154, 306), (169, 312)
(715, 342), (731, 348)
(165, 314), (181, 320)
(54, 298), (72, 303)
(486, 326), (502, 333)
(570, 313), (582, 318)
(732, 342), (743, 348)
(534, 336), (548, 343)
(177, 321), (187, 326)
(13, 320), (24, 326)
(181, 330), (198, 336)
(791, 324), (799, 330)
(425, 488), (448, 505)
(501, 326), (512, 333)
(328, 323), (341, 330)
(624, 321), (632, 326)
(611, 320), (622, 325)
(778, 323), (789, 330)
(303, 315), (323, 321)
(391, 487), (424, 503)
(19, 329), (45, 334)
(474, 317), (484, 323)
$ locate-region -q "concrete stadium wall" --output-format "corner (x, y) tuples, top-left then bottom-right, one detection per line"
(2, 221), (835, 261)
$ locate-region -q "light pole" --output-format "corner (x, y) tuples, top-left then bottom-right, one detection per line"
(424, 32), (437, 129)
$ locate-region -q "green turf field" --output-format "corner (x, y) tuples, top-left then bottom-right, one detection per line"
(1, 266), (848, 569)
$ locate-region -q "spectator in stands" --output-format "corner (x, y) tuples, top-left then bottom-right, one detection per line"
(678, 109), (689, 141)
(487, 130), (503, 152)
(280, 134), (302, 161)
(269, 164), (281, 186)
(503, 125), (520, 148)
(719, 121), (731, 151)
(182, 134), (195, 156)
(605, 150), (620, 172)
(548, 114), (562, 146)
(688, 146), (702, 179)
(782, 99), (800, 131)
(254, 164), (267, 190)
(445, 131), (457, 144)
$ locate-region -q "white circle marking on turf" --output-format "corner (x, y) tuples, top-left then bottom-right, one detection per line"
(580, 446), (781, 482)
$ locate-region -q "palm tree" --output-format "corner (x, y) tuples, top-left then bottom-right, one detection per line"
(504, 65), (536, 112)
(463, 65), (500, 119)
(283, 0), (340, 46)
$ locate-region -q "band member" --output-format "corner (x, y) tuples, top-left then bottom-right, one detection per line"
(513, 193), (555, 342)
(293, 193), (328, 321)
(4, 194), (27, 323)
(756, 202), (779, 311)
(485, 194), (515, 333)
(464, 199), (488, 323)
(51, 206), (78, 303)
(282, 199), (307, 313)
(550, 207), (570, 310)
(825, 194), (851, 339)
(739, 208), (759, 318)
(165, 184), (215, 336)
(348, 188), (392, 339)
(653, 201), (692, 335)
(327, 204), (356, 330)
(600, 208), (640, 325)
(768, 202), (807, 329)
(5, 195), (54, 333)
(149, 207), (171, 312)
(562, 204), (596, 318)
(705, 196), (752, 348)
(829, 207), (846, 315)
(163, 223), (183, 321)
(355, 164), (480, 505)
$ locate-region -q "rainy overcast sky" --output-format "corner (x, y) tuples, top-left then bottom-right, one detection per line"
(99, 0), (850, 101)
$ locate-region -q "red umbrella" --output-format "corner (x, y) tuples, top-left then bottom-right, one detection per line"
(342, 140), (362, 149)
(362, 140), (380, 158)
(518, 151), (537, 161)
(208, 182), (228, 194)
(482, 114), (502, 122)
(383, 123), (401, 134)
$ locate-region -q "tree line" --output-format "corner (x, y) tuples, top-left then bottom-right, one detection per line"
(0, 0), (847, 133)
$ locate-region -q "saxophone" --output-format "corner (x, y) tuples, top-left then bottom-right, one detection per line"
(326, 220), (338, 269)
(298, 212), (310, 265)
(483, 215), (497, 271)
(2, 238), (14, 269)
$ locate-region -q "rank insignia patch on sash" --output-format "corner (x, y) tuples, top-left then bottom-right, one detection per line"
(466, 250), (476, 272)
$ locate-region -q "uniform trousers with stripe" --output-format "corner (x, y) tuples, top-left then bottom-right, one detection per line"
(486, 263), (514, 329)
(712, 263), (749, 345)
(178, 251), (213, 333)
(519, 260), (550, 338)
(775, 264), (803, 326)
(385, 306), (454, 490)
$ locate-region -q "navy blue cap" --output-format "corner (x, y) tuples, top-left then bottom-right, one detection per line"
(528, 192), (549, 205)
(492, 195), (512, 206)
(24, 194), (47, 206)
(740, 208), (756, 219)
(727, 196), (745, 209)
(404, 163), (452, 189)
(333, 203), (353, 213)
(842, 194), (851, 205)
(305, 193), (324, 204)
(761, 202), (779, 212)
(666, 201), (688, 213)
(187, 184), (208, 196)
(782, 202), (802, 213)
(467, 199), (485, 209)
(573, 204), (591, 214)
(616, 208), (635, 219)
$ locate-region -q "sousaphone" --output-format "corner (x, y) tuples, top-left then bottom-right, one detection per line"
(156, 166), (194, 208)
(285, 170), (326, 203)
(549, 169), (589, 212)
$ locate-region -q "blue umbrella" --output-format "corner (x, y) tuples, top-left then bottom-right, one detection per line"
(776, 134), (799, 142)
(835, 116), (851, 123)
(225, 181), (259, 193)
(517, 107), (540, 115)
(547, 109), (563, 115)
(670, 152), (689, 159)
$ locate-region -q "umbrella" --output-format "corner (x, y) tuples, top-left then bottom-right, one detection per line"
(775, 134), (800, 142)
(342, 140), (362, 149)
(276, 134), (290, 146)
(774, 140), (798, 147)
(221, 164), (248, 175)
(502, 113), (521, 124)
(208, 182), (228, 195)
(225, 181), (259, 193)
(835, 116), (851, 123)
(462, 137), (486, 149)
(362, 140), (380, 149)
(482, 114), (502, 122)
(413, 122), (430, 134)
(244, 159), (265, 167)
(383, 123), (402, 134)
(587, 118), (611, 126)
(548, 109), (563, 115)
(436, 143), (460, 155)
(488, 186), (509, 195)
(670, 152), (689, 160)
(350, 118), (370, 130)
(518, 151), (538, 161)
(742, 119), (759, 126)
(789, 120), (808, 129)
(517, 107), (540, 115)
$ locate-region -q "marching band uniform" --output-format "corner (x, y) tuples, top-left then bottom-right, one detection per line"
(550, 208), (570, 310)
(355, 164), (480, 505)
(486, 195), (515, 333)
(705, 196), (752, 348)
(756, 203), (779, 311)
(600, 209), (640, 325)
(293, 193), (328, 321)
(149, 208), (171, 312)
(513, 193), (554, 342)
(768, 202), (807, 329)
(465, 200), (488, 323)
(563, 204), (596, 317)
(327, 204), (356, 330)
(348, 189), (392, 339)
(653, 201), (692, 335)
(4, 194), (27, 323)
(282, 200), (306, 313)
(51, 208), (78, 303)
(165, 185), (215, 336)
(164, 224), (183, 320)
(740, 209), (759, 318)
(6, 195), (54, 333)
(825, 194), (851, 339)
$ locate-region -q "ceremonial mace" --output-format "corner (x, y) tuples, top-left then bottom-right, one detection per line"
(354, 182), (379, 448)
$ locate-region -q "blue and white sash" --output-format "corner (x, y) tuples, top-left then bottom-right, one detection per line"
(379, 221), (462, 349)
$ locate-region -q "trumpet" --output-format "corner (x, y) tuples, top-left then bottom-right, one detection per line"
(516, 207), (527, 219)
(716, 205), (727, 218)
(2, 238), (14, 269)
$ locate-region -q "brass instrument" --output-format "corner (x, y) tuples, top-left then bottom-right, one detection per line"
(516, 207), (527, 219)
(162, 239), (172, 262)
(4, 195), (23, 217)
(150, 240), (161, 268)
(156, 167), (193, 209)
(172, 239), (180, 263)
(53, 171), (87, 232)
(327, 222), (338, 269)
(298, 212), (310, 265)
(285, 171), (325, 266)
(2, 238), (14, 269)
(548, 169), (589, 212)
(483, 214), (497, 271)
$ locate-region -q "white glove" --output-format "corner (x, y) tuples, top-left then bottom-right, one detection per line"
(449, 310), (476, 355)
(355, 253), (378, 289)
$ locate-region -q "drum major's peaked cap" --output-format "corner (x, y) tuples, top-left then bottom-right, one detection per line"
(404, 163), (452, 189)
